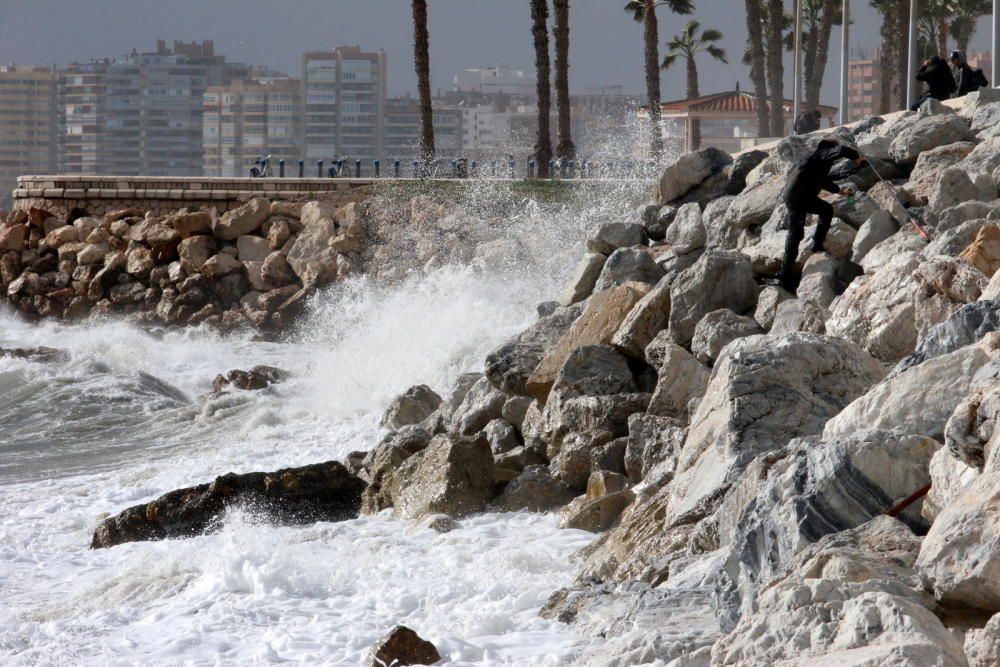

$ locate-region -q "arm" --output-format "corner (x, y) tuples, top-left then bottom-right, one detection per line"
(821, 175), (841, 194)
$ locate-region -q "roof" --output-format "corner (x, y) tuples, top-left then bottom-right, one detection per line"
(650, 90), (837, 115)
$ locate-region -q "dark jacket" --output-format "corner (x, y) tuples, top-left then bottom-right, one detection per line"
(794, 112), (820, 135)
(955, 62), (980, 96)
(782, 140), (859, 206)
(916, 57), (957, 101)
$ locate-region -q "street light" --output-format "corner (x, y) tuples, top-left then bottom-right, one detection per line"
(839, 0), (850, 125)
(906, 0), (919, 110)
(793, 0), (803, 133)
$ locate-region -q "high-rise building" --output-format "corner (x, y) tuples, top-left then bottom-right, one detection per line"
(847, 50), (882, 122)
(203, 78), (302, 177)
(301, 46), (386, 164)
(0, 65), (57, 204)
(453, 66), (536, 97)
(383, 97), (463, 164)
(59, 60), (108, 173)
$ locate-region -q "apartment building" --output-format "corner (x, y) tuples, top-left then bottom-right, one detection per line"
(302, 46), (386, 164)
(0, 65), (57, 203)
(847, 50), (882, 121)
(203, 78), (301, 177)
(383, 97), (463, 164)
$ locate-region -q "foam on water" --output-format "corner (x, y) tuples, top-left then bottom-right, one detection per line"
(0, 181), (646, 665)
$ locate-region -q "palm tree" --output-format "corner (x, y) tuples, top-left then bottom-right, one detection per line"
(951, 0), (992, 53)
(802, 0), (843, 114)
(412, 0), (434, 171)
(871, 0), (911, 112)
(531, 0), (552, 177)
(624, 0), (694, 159)
(745, 0), (770, 138)
(553, 0), (575, 160)
(766, 0), (786, 136)
(661, 21), (727, 150)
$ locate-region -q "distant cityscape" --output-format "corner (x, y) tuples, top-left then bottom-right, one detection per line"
(0, 39), (643, 204)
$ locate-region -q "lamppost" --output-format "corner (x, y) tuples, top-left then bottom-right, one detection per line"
(792, 0), (803, 132)
(839, 0), (850, 125)
(906, 0), (920, 109)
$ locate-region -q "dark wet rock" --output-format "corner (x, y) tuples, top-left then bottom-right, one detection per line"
(494, 465), (575, 513)
(889, 300), (1000, 379)
(212, 365), (290, 393)
(0, 346), (69, 363)
(91, 461), (364, 549)
(365, 626), (441, 667)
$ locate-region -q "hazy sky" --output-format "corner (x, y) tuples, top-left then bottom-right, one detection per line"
(1, 1), (996, 105)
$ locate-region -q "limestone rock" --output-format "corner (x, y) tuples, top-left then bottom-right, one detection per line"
(587, 222), (647, 255)
(482, 418), (521, 455)
(889, 112), (975, 166)
(825, 333), (1000, 441)
(940, 201), (994, 232)
(624, 413), (686, 485)
(860, 230), (926, 275)
(663, 203), (706, 255)
(213, 198), (270, 241)
(559, 489), (635, 532)
(526, 284), (648, 401)
(852, 210), (899, 266)
(690, 309), (763, 365)
(125, 246), (154, 277)
(236, 234), (270, 263)
(647, 343), (710, 421)
(929, 167), (982, 215)
(541, 393), (651, 463)
(170, 210), (212, 237)
(669, 333), (883, 521)
(667, 250), (758, 346)
(381, 384), (442, 431)
(387, 434), (495, 519)
(593, 247), (665, 292)
(91, 461), (364, 549)
(178, 235), (215, 274)
(961, 224), (1000, 278)
(754, 285), (794, 330)
(200, 253), (242, 278)
(212, 365), (290, 393)
(954, 137), (1000, 184)
(923, 447), (979, 522)
(260, 251), (296, 287)
(450, 376), (506, 437)
(716, 177), (784, 248)
(656, 147), (732, 205)
(964, 613), (1000, 667)
(285, 217), (339, 287)
(0, 224), (28, 252)
(365, 626), (441, 667)
(770, 298), (829, 335)
(796, 253), (838, 308)
(559, 252), (605, 306)
(610, 277), (671, 358)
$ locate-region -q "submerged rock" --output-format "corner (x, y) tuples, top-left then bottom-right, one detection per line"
(0, 346), (69, 363)
(365, 626), (441, 667)
(91, 461), (364, 548)
(212, 365), (290, 393)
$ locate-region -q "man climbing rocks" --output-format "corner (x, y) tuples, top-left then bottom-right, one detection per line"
(778, 138), (867, 293)
(912, 55), (956, 109)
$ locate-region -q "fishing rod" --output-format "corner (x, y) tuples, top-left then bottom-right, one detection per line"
(857, 150), (932, 242)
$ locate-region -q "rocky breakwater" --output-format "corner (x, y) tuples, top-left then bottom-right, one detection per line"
(0, 197), (365, 330)
(88, 89), (1000, 665)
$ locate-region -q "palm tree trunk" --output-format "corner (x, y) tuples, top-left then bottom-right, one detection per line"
(803, 23), (820, 114)
(894, 0), (910, 110)
(746, 0), (770, 137)
(531, 0), (553, 176)
(878, 3), (896, 114)
(806, 0), (837, 113)
(687, 57), (701, 150)
(643, 4), (664, 159)
(937, 15), (948, 57)
(412, 0), (435, 169)
(553, 0), (575, 160)
(766, 0), (785, 136)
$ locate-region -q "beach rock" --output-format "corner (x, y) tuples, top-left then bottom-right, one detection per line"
(200, 253), (242, 278)
(691, 310), (763, 365)
(0, 346), (69, 363)
(663, 203), (706, 255)
(889, 113), (975, 166)
(913, 254), (987, 304)
(891, 300), (1000, 377)
(260, 251), (296, 287)
(667, 250), (757, 346)
(484, 302), (583, 396)
(178, 235), (215, 274)
(587, 222), (646, 255)
(955, 137), (1000, 184)
(624, 413), (686, 485)
(944, 379), (1000, 469)
(656, 147), (732, 205)
(387, 434), (495, 519)
(494, 465), (574, 512)
(852, 210), (899, 265)
(593, 247), (665, 292)
(170, 211), (212, 237)
(610, 277), (671, 358)
(825, 333), (1000, 441)
(940, 201), (994, 232)
(482, 418), (521, 455)
(526, 284), (648, 402)
(668, 333), (883, 521)
(961, 224), (1000, 278)
(212, 365), (290, 393)
(365, 626), (441, 667)
(923, 447), (979, 522)
(646, 342), (711, 421)
(213, 198), (269, 241)
(754, 286), (794, 330)
(716, 177), (784, 248)
(771, 298), (830, 335)
(964, 613), (1000, 667)
(796, 254), (838, 309)
(381, 385), (442, 431)
(860, 230), (926, 275)
(450, 376), (506, 436)
(91, 461), (364, 549)
(559, 252), (606, 306)
(924, 219), (994, 258)
(929, 167), (982, 216)
(236, 235), (269, 263)
(1, 224), (28, 252)
(559, 489), (635, 532)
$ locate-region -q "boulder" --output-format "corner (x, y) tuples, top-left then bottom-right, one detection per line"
(260, 251), (296, 287)
(526, 284), (648, 402)
(961, 224), (1000, 278)
(943, 379), (1000, 470)
(380, 384), (442, 431)
(852, 210), (899, 266)
(889, 113), (975, 166)
(555, 429), (619, 489)
(387, 434), (495, 519)
(940, 201), (994, 232)
(0, 346), (69, 363)
(646, 342), (711, 421)
(494, 465), (574, 513)
(593, 247), (665, 292)
(285, 217), (339, 287)
(716, 177), (784, 248)
(450, 376), (506, 436)
(964, 613), (1000, 667)
(170, 210), (213, 237)
(236, 234), (270, 263)
(825, 332), (1000, 441)
(796, 253), (838, 308)
(860, 230), (926, 275)
(77, 242), (110, 265)
(624, 413), (686, 485)
(929, 167), (982, 216)
(178, 235), (215, 274)
(91, 461), (364, 549)
(667, 250), (758, 346)
(663, 203), (705, 255)
(769, 298), (829, 335)
(656, 147), (732, 205)
(365, 626), (441, 667)
(954, 137), (1000, 184)
(668, 333), (883, 521)
(559, 489), (635, 533)
(587, 222), (647, 255)
(541, 392), (651, 463)
(125, 246), (154, 277)
(924, 219), (996, 259)
(754, 285), (794, 330)
(923, 447), (979, 522)
(559, 252), (606, 306)
(482, 418), (521, 455)
(609, 277), (671, 358)
(200, 253), (242, 278)
(913, 254), (987, 304)
(213, 198), (270, 241)
(690, 309), (763, 365)
(212, 365), (290, 393)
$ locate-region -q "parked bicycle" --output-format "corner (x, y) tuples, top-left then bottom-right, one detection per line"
(250, 155), (272, 178)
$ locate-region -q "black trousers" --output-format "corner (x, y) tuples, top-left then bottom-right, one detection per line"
(781, 197), (833, 285)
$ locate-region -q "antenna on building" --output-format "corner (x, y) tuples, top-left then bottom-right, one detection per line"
(736, 81), (741, 92)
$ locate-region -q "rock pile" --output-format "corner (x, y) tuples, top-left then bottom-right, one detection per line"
(0, 198), (366, 330)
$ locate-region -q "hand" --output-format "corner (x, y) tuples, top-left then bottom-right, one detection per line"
(839, 188), (853, 197)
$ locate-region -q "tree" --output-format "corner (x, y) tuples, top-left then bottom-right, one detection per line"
(412, 0), (434, 171)
(802, 0), (843, 114)
(745, 0), (771, 138)
(766, 0), (786, 136)
(951, 0), (992, 53)
(531, 0), (552, 177)
(661, 20), (727, 150)
(553, 0), (575, 160)
(625, 0), (694, 159)
(871, 0), (910, 112)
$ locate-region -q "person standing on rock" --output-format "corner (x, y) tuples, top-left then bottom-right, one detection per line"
(912, 55), (957, 110)
(778, 138), (867, 293)
(951, 50), (988, 98)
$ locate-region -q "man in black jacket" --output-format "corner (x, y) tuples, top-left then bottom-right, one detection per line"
(912, 55), (957, 109)
(778, 139), (867, 292)
(951, 50), (985, 97)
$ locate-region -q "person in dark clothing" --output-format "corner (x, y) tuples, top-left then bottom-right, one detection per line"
(912, 55), (957, 109)
(793, 110), (822, 135)
(951, 50), (986, 97)
(778, 139), (868, 292)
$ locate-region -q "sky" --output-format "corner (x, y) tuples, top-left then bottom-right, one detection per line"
(0, 1), (996, 106)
